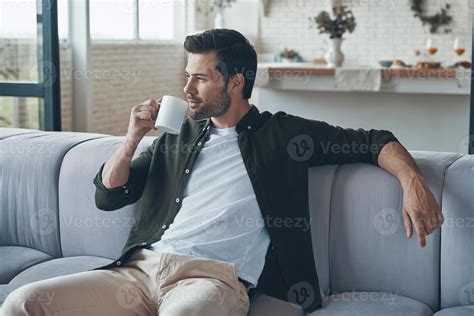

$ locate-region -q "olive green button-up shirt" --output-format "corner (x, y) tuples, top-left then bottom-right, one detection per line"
(93, 105), (398, 313)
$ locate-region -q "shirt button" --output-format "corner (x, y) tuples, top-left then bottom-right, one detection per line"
(141, 242), (147, 246)
(198, 142), (202, 146)
(185, 169), (190, 174)
(116, 260), (122, 266)
(161, 224), (167, 229)
(175, 198), (180, 203)
(124, 189), (130, 194)
(247, 126), (252, 130)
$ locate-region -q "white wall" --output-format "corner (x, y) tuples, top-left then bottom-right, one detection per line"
(255, 0), (472, 66)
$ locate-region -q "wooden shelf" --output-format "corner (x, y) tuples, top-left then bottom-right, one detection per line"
(266, 66), (460, 79)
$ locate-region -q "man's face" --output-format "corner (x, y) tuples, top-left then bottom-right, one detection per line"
(183, 52), (231, 121)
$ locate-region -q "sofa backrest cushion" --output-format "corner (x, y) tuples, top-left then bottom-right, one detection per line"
(58, 136), (154, 259)
(440, 155), (474, 309)
(0, 131), (107, 258)
(308, 164), (339, 295)
(0, 128), (38, 140)
(308, 151), (461, 312)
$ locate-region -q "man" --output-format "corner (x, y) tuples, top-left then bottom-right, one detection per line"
(3, 29), (443, 316)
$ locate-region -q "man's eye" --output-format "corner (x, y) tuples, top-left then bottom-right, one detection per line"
(197, 77), (207, 81)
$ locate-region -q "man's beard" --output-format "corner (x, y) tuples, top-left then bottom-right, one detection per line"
(187, 86), (231, 121)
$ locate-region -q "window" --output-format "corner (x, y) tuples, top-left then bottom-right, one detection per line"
(0, 0), (62, 131)
(0, 0), (37, 39)
(139, 0), (174, 40)
(89, 0), (135, 40)
(0, 0), (68, 39)
(57, 0), (69, 39)
(89, 0), (182, 40)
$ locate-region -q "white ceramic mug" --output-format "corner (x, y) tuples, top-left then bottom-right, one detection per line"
(154, 96), (188, 134)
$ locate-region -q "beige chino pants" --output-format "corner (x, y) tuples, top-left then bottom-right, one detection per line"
(2, 249), (250, 316)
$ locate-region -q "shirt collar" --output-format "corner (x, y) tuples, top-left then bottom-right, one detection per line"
(202, 104), (260, 134)
(236, 104), (260, 134)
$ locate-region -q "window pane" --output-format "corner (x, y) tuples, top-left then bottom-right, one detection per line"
(0, 97), (44, 130)
(90, 0), (135, 40)
(0, 0), (40, 82)
(139, 0), (174, 40)
(58, 0), (68, 39)
(0, 0), (37, 39)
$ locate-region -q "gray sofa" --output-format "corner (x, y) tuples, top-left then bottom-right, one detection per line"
(1, 127), (473, 315)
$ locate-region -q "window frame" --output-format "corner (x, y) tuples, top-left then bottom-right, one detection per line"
(0, 0), (61, 131)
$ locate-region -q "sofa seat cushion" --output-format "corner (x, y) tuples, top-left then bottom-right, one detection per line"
(310, 292), (433, 316)
(248, 292), (304, 316)
(434, 306), (474, 315)
(9, 256), (113, 286)
(0, 246), (52, 284)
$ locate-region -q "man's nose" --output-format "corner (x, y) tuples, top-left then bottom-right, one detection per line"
(183, 79), (197, 95)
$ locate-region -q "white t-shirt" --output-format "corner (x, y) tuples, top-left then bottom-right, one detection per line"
(151, 126), (270, 288)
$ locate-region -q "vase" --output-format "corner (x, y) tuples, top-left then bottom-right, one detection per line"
(324, 38), (344, 68)
(281, 57), (294, 63)
(214, 8), (224, 28)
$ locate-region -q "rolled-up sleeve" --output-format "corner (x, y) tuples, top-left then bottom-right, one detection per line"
(93, 136), (160, 211)
(278, 113), (399, 167)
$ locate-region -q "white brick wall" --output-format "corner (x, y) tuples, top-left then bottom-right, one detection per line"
(60, 45), (73, 131)
(89, 43), (187, 136)
(255, 0), (472, 66)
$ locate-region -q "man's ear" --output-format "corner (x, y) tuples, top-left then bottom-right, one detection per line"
(229, 73), (245, 95)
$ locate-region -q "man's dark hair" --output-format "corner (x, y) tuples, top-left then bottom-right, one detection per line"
(183, 29), (257, 100)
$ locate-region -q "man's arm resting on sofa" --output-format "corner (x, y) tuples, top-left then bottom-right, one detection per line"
(378, 141), (444, 248)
